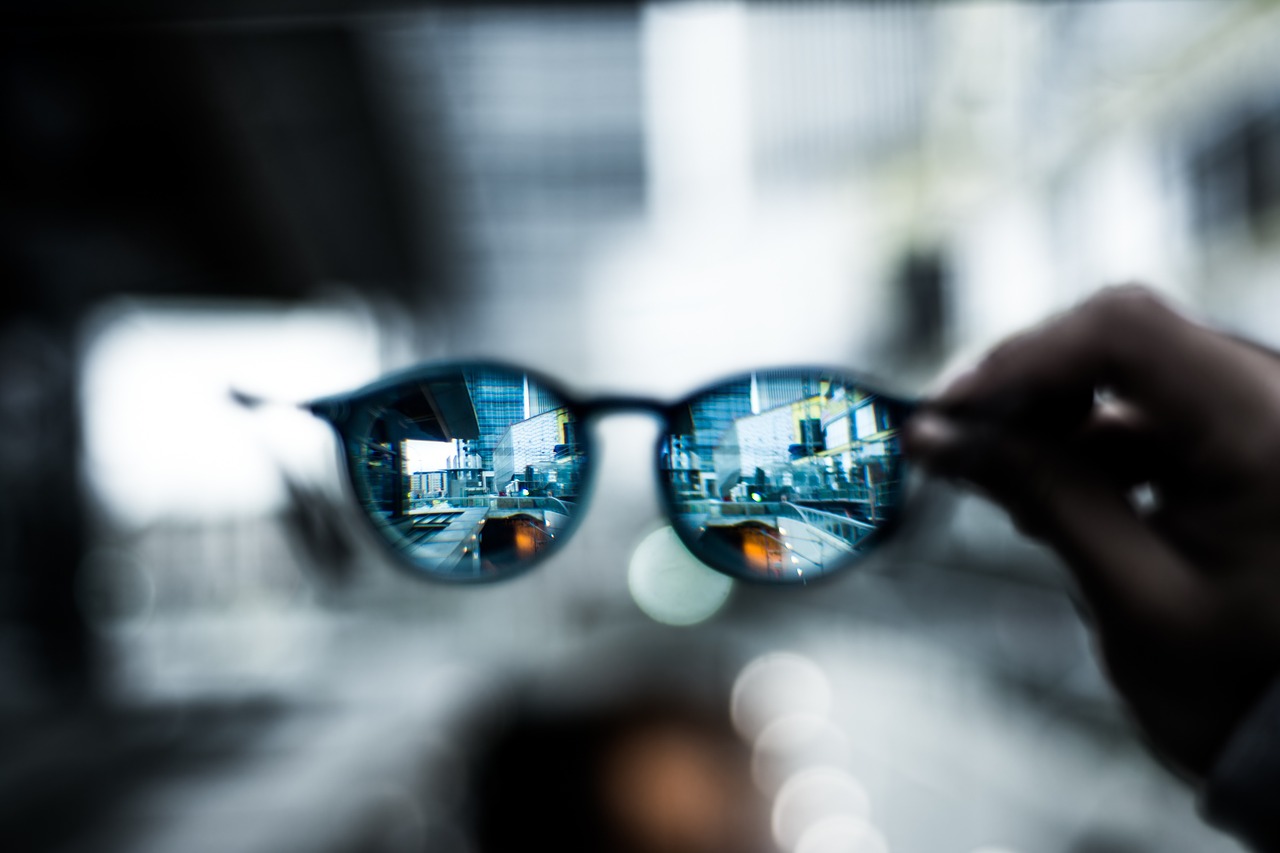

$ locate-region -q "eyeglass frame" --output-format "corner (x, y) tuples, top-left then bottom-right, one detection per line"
(294, 360), (918, 585)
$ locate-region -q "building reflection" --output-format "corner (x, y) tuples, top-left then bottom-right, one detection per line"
(353, 368), (584, 577)
(664, 372), (903, 580)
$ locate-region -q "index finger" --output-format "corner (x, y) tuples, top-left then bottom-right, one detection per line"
(932, 285), (1261, 439)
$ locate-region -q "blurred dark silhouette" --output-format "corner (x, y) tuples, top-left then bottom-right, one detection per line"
(0, 11), (459, 704)
(0, 11), (460, 850)
(892, 247), (950, 364)
(466, 691), (768, 853)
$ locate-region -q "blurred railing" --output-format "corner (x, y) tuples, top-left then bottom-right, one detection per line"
(424, 496), (574, 515)
(674, 499), (875, 547)
(780, 502), (876, 547)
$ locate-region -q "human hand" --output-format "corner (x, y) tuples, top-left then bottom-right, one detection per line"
(905, 285), (1280, 780)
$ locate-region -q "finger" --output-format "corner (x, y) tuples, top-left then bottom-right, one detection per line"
(1078, 400), (1169, 489)
(931, 286), (1254, 438)
(911, 398), (1168, 490)
(906, 411), (1207, 631)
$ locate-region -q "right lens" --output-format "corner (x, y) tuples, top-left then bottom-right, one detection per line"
(322, 363), (590, 582)
(659, 369), (907, 583)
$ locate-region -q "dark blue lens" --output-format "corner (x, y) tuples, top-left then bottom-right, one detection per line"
(332, 364), (588, 582)
(659, 370), (907, 583)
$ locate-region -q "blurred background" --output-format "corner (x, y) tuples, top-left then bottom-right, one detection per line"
(3, 1), (1280, 851)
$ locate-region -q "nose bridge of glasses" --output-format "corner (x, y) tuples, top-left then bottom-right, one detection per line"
(576, 395), (675, 423)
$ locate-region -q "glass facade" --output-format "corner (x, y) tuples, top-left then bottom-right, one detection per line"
(677, 378), (754, 500)
(463, 368), (528, 471)
(492, 408), (581, 498)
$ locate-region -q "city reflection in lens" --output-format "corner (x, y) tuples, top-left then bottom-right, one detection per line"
(349, 366), (586, 579)
(662, 371), (905, 582)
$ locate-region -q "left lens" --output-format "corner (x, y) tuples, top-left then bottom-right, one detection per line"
(659, 369), (907, 583)
(333, 364), (590, 582)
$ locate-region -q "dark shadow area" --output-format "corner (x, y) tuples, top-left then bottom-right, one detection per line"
(0, 700), (286, 852)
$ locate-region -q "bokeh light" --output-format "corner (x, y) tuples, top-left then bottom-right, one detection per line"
(772, 767), (873, 852)
(627, 526), (735, 625)
(794, 814), (888, 853)
(752, 713), (850, 794)
(731, 652), (832, 741)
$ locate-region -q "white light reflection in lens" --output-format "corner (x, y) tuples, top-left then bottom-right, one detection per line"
(795, 815), (887, 853)
(772, 767), (872, 853)
(752, 713), (850, 795)
(627, 526), (734, 626)
(731, 652), (832, 741)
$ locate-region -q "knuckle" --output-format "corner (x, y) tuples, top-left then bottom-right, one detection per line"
(1084, 284), (1168, 329)
(1089, 283), (1165, 316)
(977, 330), (1036, 378)
(1080, 284), (1181, 366)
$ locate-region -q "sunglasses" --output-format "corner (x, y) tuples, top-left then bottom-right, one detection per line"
(294, 362), (913, 585)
